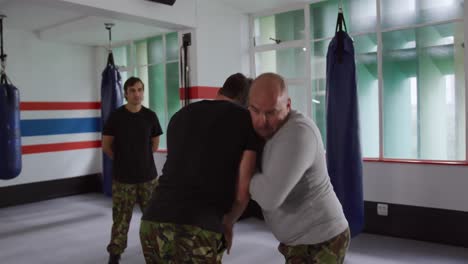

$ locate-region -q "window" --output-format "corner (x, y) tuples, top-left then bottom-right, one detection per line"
(253, 8), (310, 136)
(251, 0), (466, 162)
(113, 32), (180, 150)
(381, 0), (463, 30)
(255, 48), (307, 79)
(355, 34), (379, 158)
(254, 9), (305, 46)
(382, 22), (465, 160)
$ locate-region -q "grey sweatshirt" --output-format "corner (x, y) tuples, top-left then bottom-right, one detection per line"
(250, 110), (348, 245)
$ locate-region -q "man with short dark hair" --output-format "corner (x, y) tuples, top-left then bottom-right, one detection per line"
(102, 77), (163, 264)
(140, 73), (260, 264)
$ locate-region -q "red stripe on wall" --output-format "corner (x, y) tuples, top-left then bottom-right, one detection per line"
(22, 140), (102, 154)
(179, 86), (220, 100)
(21, 102), (101, 111)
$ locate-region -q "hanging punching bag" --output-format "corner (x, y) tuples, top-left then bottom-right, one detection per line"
(0, 15), (22, 180)
(326, 11), (364, 237)
(0, 76), (22, 180)
(101, 52), (123, 196)
(100, 24), (123, 196)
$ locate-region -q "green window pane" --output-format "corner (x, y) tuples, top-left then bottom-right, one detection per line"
(310, 1), (335, 40)
(310, 0), (340, 40)
(312, 79), (327, 147)
(135, 67), (150, 108)
(147, 36), (164, 65)
(136, 40), (148, 66)
(288, 84), (309, 118)
(382, 28), (418, 159)
(112, 45), (131, 67)
(148, 63), (167, 149)
(382, 22), (465, 160)
(166, 32), (179, 61)
(254, 9), (304, 46)
(255, 48), (306, 79)
(310, 0), (376, 39)
(166, 62), (180, 120)
(380, 0), (463, 30)
(348, 0), (377, 34)
(120, 71), (129, 86)
(417, 22), (465, 160)
(355, 34), (379, 158)
(120, 71), (129, 104)
(310, 40), (329, 146)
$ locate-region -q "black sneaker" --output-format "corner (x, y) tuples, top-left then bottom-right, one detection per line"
(108, 254), (120, 264)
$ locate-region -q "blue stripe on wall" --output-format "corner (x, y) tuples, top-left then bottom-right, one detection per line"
(21, 118), (101, 137)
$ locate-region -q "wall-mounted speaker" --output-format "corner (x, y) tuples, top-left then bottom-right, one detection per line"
(146, 0), (176, 6)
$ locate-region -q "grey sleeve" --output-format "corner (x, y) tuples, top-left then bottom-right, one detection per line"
(250, 122), (318, 211)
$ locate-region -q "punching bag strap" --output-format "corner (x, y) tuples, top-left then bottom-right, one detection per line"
(107, 53), (115, 67)
(0, 14), (8, 85)
(335, 4), (347, 64)
(105, 23), (115, 67)
(180, 33), (191, 106)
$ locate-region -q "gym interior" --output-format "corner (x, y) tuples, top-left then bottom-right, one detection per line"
(0, 0), (467, 263)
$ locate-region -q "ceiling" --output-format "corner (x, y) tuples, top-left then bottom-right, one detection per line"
(0, 0), (315, 46)
(217, 0), (314, 13)
(0, 0), (170, 46)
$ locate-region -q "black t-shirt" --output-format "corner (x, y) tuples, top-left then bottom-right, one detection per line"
(103, 106), (163, 184)
(142, 100), (260, 233)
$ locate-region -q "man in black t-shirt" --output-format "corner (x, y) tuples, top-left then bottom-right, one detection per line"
(140, 73), (260, 263)
(102, 77), (163, 264)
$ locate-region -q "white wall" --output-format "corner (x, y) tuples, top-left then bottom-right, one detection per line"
(6, 30), (99, 101)
(363, 162), (468, 211)
(194, 0), (251, 86)
(0, 29), (101, 187)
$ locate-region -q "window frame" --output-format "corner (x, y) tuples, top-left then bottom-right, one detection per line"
(250, 4), (313, 119)
(249, 0), (468, 165)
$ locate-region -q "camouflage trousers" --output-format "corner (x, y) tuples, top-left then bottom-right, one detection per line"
(140, 221), (226, 264)
(278, 228), (350, 264)
(107, 178), (158, 255)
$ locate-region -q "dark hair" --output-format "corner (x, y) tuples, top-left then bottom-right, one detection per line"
(218, 73), (251, 106)
(123, 77), (144, 93)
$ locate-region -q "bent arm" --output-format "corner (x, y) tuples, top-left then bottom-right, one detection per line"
(151, 136), (160, 152)
(102, 135), (114, 159)
(250, 124), (316, 211)
(224, 150), (257, 225)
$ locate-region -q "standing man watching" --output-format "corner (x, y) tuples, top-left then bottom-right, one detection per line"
(102, 76), (163, 264)
(248, 73), (350, 264)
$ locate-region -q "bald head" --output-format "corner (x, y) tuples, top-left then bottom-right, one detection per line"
(248, 73), (291, 139)
(249, 73), (287, 101)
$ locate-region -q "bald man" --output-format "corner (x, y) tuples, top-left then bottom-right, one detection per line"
(248, 72), (350, 264)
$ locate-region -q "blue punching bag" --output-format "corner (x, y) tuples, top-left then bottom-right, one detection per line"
(0, 15), (22, 180)
(326, 11), (364, 237)
(0, 75), (22, 180)
(101, 52), (123, 196)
